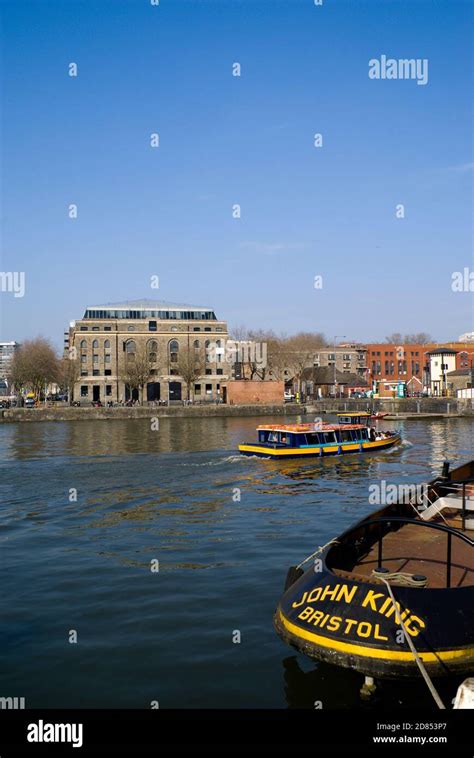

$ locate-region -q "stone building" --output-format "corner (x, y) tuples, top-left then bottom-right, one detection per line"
(66, 300), (230, 404)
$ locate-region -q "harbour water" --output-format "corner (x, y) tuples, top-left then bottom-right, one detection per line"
(0, 415), (472, 708)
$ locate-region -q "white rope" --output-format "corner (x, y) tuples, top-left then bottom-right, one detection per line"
(296, 539), (339, 570)
(372, 570), (427, 587)
(377, 575), (446, 709)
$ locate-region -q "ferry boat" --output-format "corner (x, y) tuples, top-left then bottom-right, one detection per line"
(274, 460), (474, 679)
(238, 418), (400, 458)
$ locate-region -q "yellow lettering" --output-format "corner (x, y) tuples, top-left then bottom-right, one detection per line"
(336, 584), (358, 604)
(298, 606), (314, 621)
(320, 584), (340, 601)
(308, 609), (324, 626)
(326, 616), (342, 632)
(307, 587), (322, 603)
(292, 592), (308, 608)
(373, 624), (388, 641)
(356, 622), (372, 638)
(344, 618), (358, 635)
(361, 590), (385, 611)
(404, 615), (426, 637)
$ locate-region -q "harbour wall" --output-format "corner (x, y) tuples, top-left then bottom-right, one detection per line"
(0, 397), (472, 423)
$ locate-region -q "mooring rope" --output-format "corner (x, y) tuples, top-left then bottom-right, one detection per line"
(296, 540), (340, 570)
(377, 575), (446, 709)
(372, 570), (427, 587)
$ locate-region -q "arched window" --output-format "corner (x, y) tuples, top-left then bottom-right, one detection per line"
(148, 340), (158, 362)
(169, 340), (179, 363)
(193, 340), (200, 348)
(104, 340), (110, 349)
(216, 340), (221, 348)
(92, 339), (99, 349)
(125, 340), (136, 357)
(80, 340), (87, 349)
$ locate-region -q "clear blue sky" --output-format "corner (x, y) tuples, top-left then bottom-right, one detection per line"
(0, 0), (472, 348)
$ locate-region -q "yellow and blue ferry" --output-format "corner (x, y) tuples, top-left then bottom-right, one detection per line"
(238, 415), (400, 459)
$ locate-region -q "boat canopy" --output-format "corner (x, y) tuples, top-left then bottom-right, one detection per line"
(256, 423), (366, 433)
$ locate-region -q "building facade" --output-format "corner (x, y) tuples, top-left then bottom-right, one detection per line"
(312, 344), (368, 378)
(66, 300), (230, 404)
(0, 341), (19, 394)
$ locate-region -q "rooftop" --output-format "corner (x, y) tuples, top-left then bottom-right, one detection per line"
(85, 299), (212, 311)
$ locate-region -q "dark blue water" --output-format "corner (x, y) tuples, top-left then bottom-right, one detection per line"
(0, 415), (472, 708)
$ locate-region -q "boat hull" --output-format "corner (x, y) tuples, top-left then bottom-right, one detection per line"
(274, 566), (474, 679)
(239, 434), (401, 458)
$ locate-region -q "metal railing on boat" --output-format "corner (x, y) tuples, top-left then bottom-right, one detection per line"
(357, 517), (474, 589)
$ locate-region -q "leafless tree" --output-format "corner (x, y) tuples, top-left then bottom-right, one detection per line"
(10, 337), (60, 398)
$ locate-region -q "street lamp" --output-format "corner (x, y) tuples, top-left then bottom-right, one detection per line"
(333, 335), (346, 398)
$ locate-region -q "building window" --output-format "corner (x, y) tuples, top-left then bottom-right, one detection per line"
(193, 339), (200, 348)
(81, 355), (87, 363)
(171, 326), (178, 332)
(81, 370), (88, 376)
(80, 327), (88, 331)
(105, 369), (111, 376)
(148, 340), (158, 362)
(169, 339), (179, 363)
(106, 385), (112, 396)
(205, 384), (212, 393)
(149, 321), (157, 332)
(92, 339), (99, 349)
(328, 353), (335, 361)
(194, 383), (201, 395)
(193, 327), (200, 332)
(216, 368), (223, 375)
(205, 369), (212, 375)
(104, 326), (111, 331)
(216, 327), (222, 332)
(92, 327), (99, 331)
(204, 327), (211, 332)
(105, 354), (111, 364)
(104, 340), (110, 349)
(93, 369), (100, 376)
(80, 340), (87, 349)
(80, 386), (88, 396)
(93, 354), (99, 363)
(128, 325), (135, 332)
(125, 340), (136, 356)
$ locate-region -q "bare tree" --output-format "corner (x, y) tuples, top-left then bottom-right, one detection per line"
(385, 333), (432, 344)
(59, 351), (80, 404)
(176, 343), (205, 401)
(120, 343), (154, 404)
(10, 338), (59, 398)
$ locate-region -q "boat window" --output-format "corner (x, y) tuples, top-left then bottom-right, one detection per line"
(340, 430), (353, 442)
(321, 431), (337, 444)
(268, 432), (279, 443)
(305, 433), (320, 445)
(360, 428), (369, 440)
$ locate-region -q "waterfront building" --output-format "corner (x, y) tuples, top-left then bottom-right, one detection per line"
(366, 342), (474, 397)
(426, 348), (458, 396)
(311, 344), (368, 379)
(0, 341), (19, 394)
(66, 300), (230, 404)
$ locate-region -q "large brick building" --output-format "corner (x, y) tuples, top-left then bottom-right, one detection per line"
(366, 342), (474, 396)
(66, 300), (230, 404)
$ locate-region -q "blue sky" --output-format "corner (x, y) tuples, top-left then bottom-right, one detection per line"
(0, 0), (472, 347)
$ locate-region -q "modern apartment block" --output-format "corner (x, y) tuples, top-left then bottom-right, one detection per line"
(66, 300), (230, 404)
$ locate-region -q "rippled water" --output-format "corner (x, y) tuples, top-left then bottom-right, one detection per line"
(0, 415), (472, 708)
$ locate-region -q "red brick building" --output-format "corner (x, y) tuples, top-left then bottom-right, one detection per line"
(366, 343), (474, 396)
